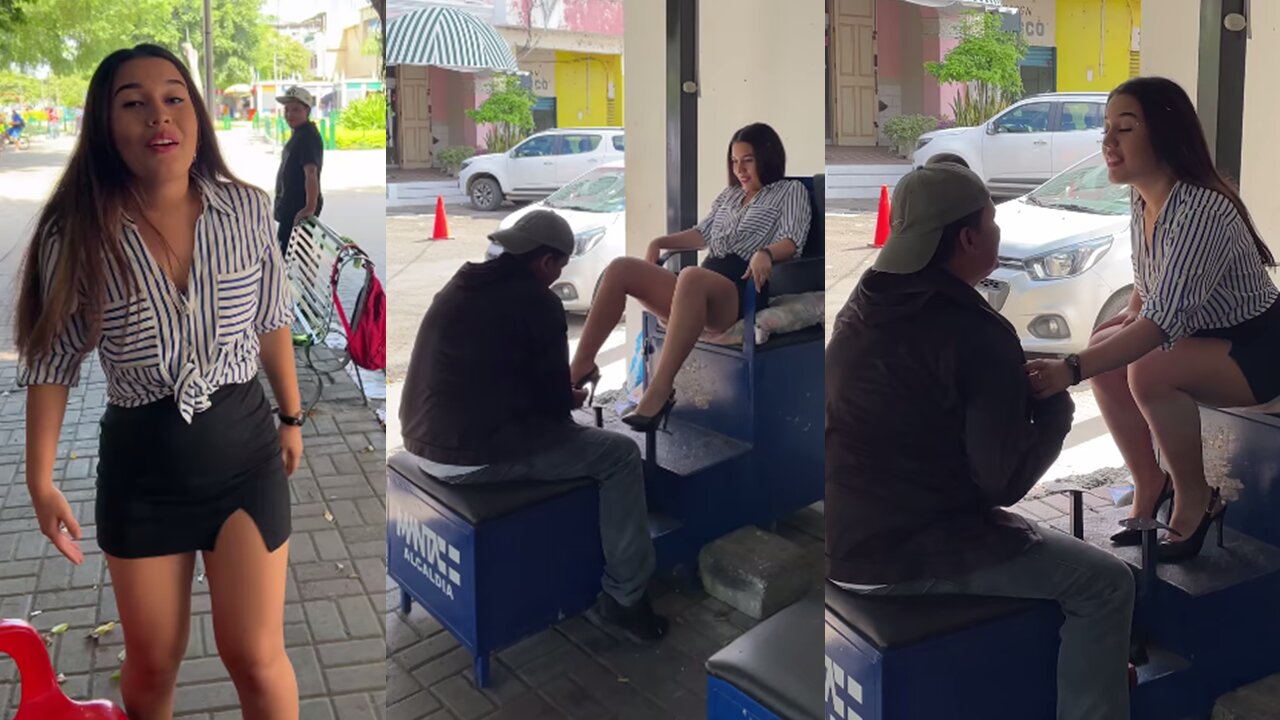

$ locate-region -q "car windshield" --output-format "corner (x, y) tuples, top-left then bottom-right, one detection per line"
(1025, 153), (1131, 216)
(543, 167), (625, 213)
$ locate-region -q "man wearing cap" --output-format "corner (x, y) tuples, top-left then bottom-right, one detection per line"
(825, 163), (1135, 720)
(273, 86), (324, 255)
(399, 210), (669, 644)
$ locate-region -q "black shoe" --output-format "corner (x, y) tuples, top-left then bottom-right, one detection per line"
(1157, 489), (1226, 563)
(620, 392), (676, 433)
(584, 592), (669, 644)
(572, 364), (602, 406)
(1111, 472), (1176, 546)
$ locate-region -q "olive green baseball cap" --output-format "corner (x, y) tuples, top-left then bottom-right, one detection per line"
(489, 209), (574, 255)
(873, 163), (991, 274)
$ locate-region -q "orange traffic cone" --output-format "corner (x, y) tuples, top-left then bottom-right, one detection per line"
(871, 185), (891, 248)
(431, 196), (452, 240)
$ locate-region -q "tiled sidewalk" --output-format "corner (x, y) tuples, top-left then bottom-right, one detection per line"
(0, 346), (387, 720)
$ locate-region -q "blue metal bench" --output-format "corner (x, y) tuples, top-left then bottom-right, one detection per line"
(386, 452), (602, 688)
(824, 582), (1061, 720)
(707, 595), (824, 720)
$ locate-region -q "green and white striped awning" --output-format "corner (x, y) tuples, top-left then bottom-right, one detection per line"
(386, 6), (519, 73)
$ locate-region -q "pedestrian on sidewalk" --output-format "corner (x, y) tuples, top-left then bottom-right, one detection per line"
(15, 44), (303, 720)
(272, 85), (324, 257)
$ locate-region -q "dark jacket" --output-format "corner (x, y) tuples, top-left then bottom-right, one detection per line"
(825, 267), (1074, 585)
(400, 257), (574, 465)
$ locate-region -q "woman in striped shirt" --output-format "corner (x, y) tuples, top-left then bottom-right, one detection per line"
(569, 122), (812, 431)
(15, 45), (302, 717)
(1028, 77), (1280, 562)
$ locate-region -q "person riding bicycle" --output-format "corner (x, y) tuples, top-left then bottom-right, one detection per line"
(7, 108), (25, 142)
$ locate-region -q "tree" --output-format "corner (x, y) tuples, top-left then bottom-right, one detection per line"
(924, 11), (1027, 126)
(255, 25), (312, 81)
(465, 74), (534, 153)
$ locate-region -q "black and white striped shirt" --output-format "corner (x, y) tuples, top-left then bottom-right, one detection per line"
(1132, 182), (1277, 349)
(20, 174), (293, 423)
(696, 179), (812, 260)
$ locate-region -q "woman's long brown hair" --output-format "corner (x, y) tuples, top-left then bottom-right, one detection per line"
(15, 43), (247, 361)
(1111, 76), (1275, 266)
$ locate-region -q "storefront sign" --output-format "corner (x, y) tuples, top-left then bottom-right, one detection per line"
(1010, 0), (1056, 46)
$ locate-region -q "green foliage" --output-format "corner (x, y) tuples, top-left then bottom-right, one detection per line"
(338, 92), (386, 131)
(255, 25), (312, 81)
(882, 114), (938, 149)
(0, 0), (281, 89)
(924, 11), (1027, 126)
(436, 146), (475, 176)
(465, 74), (534, 153)
(335, 126), (384, 150)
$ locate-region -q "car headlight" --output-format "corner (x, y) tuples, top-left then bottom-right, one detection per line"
(573, 227), (607, 257)
(459, 159), (473, 171)
(1023, 235), (1114, 281)
(917, 137), (932, 150)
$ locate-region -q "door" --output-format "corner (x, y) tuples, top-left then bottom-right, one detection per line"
(832, 0), (876, 147)
(556, 134), (604, 183)
(397, 65), (431, 169)
(982, 101), (1054, 185)
(508, 135), (560, 191)
(1052, 101), (1105, 173)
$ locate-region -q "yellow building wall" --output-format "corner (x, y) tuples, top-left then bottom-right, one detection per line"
(1056, 0), (1141, 92)
(555, 52), (624, 127)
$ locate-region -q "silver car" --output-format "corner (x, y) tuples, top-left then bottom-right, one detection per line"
(982, 152), (1133, 356)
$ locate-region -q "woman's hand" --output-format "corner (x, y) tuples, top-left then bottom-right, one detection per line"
(1025, 359), (1075, 400)
(279, 425), (303, 476)
(32, 486), (82, 565)
(742, 249), (774, 291)
(1095, 309), (1137, 334)
(645, 239), (662, 265)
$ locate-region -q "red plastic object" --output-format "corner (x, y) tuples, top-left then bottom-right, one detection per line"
(431, 196), (452, 240)
(872, 184), (891, 248)
(0, 619), (128, 719)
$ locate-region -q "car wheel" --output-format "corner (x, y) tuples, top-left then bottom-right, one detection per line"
(1094, 288), (1132, 329)
(469, 177), (503, 211)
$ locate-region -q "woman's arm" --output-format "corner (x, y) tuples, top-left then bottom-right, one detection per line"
(259, 327), (303, 475)
(646, 228), (705, 264)
(26, 384), (83, 564)
(1078, 317), (1165, 380)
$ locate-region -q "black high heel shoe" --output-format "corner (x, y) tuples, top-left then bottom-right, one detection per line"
(572, 364), (601, 405)
(621, 392), (676, 433)
(1111, 472), (1176, 546)
(1157, 488), (1226, 563)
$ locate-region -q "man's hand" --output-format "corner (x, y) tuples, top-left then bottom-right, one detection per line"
(571, 388), (590, 409)
(293, 208), (315, 227)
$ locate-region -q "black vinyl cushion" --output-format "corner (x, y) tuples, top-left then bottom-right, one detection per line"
(824, 581), (1050, 650)
(706, 595), (823, 720)
(387, 452), (593, 525)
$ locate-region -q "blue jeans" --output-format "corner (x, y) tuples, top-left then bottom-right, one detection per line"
(427, 424), (656, 606)
(851, 529), (1135, 720)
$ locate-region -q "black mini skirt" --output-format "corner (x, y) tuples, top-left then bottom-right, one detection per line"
(1193, 298), (1280, 406)
(95, 380), (291, 559)
(701, 254), (770, 320)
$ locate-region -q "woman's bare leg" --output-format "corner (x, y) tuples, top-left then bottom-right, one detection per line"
(204, 510), (298, 720)
(106, 552), (196, 720)
(1128, 337), (1256, 539)
(570, 257), (677, 383)
(1088, 324), (1167, 520)
(635, 267), (739, 416)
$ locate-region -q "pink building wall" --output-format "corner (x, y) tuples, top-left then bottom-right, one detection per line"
(511, 0), (624, 35)
(876, 0), (902, 82)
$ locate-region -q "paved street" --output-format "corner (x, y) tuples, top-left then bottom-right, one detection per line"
(384, 199), (822, 720)
(0, 131), (387, 719)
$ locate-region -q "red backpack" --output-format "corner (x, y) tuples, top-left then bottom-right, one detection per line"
(331, 246), (386, 372)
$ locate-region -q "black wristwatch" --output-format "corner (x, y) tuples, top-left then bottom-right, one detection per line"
(1064, 354), (1083, 386)
(278, 411), (306, 427)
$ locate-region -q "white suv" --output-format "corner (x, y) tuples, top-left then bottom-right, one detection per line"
(458, 127), (625, 211)
(913, 92), (1107, 196)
